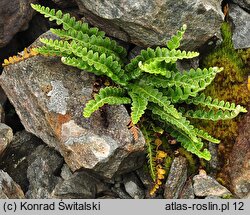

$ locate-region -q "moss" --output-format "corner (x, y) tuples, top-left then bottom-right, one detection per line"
(199, 22), (250, 181)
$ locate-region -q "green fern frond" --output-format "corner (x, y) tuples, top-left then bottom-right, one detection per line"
(166, 24), (187, 50)
(131, 85), (181, 119)
(83, 87), (131, 117)
(39, 38), (129, 85)
(149, 104), (199, 143)
(194, 128), (220, 143)
(187, 93), (247, 112)
(50, 28), (127, 62)
(138, 49), (199, 75)
(129, 92), (148, 124)
(31, 4), (105, 37)
(164, 123), (211, 160)
(183, 108), (245, 121)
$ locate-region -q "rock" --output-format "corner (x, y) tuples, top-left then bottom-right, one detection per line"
(208, 142), (220, 174)
(193, 170), (232, 197)
(51, 0), (78, 8)
(0, 170), (24, 199)
(232, 0), (250, 11)
(0, 130), (43, 192)
(179, 179), (195, 199)
(229, 4), (250, 49)
(52, 171), (97, 199)
(0, 31), (145, 179)
(0, 105), (4, 123)
(75, 0), (223, 50)
(164, 156), (187, 199)
(0, 87), (7, 123)
(229, 109), (250, 198)
(60, 164), (73, 180)
(111, 187), (132, 199)
(26, 145), (64, 198)
(123, 172), (145, 199)
(0, 0), (38, 47)
(0, 123), (13, 155)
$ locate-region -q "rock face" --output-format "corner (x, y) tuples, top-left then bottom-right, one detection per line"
(0, 0), (37, 48)
(193, 171), (232, 197)
(0, 170), (24, 199)
(0, 123), (13, 155)
(52, 171), (97, 199)
(232, 0), (250, 11)
(26, 145), (63, 198)
(0, 31), (145, 179)
(229, 4), (250, 49)
(75, 0), (224, 50)
(164, 156), (187, 199)
(229, 110), (250, 198)
(0, 130), (43, 192)
(51, 0), (78, 8)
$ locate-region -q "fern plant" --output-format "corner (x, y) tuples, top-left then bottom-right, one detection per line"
(31, 4), (247, 162)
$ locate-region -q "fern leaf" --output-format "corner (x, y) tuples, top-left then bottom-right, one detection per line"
(131, 85), (181, 119)
(164, 123), (211, 160)
(149, 104), (199, 144)
(129, 92), (148, 124)
(187, 93), (247, 112)
(166, 24), (187, 50)
(183, 107), (245, 121)
(194, 128), (220, 143)
(31, 4), (105, 37)
(83, 87), (131, 117)
(50, 28), (127, 62)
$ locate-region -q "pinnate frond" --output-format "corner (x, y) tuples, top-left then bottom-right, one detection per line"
(50, 28), (127, 62)
(129, 92), (148, 124)
(187, 93), (247, 112)
(83, 87), (131, 117)
(31, 4), (105, 37)
(131, 85), (181, 119)
(166, 24), (187, 50)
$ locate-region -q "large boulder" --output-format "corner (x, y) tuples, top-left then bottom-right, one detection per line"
(232, 0), (250, 11)
(0, 31), (145, 179)
(229, 4), (250, 49)
(75, 0), (224, 50)
(0, 0), (37, 48)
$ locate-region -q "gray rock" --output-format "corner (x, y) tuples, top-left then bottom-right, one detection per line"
(229, 4), (250, 49)
(0, 123), (13, 155)
(0, 0), (38, 47)
(123, 172), (145, 199)
(51, 0), (78, 8)
(229, 109), (250, 199)
(0, 105), (4, 123)
(0, 170), (24, 199)
(0, 31), (145, 179)
(52, 171), (97, 199)
(179, 179), (195, 199)
(193, 171), (232, 197)
(111, 187), (132, 199)
(232, 0), (250, 11)
(208, 142), (220, 174)
(60, 164), (73, 180)
(75, 0), (223, 50)
(26, 145), (63, 198)
(0, 130), (43, 192)
(164, 156), (187, 199)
